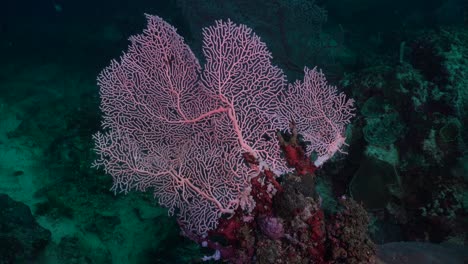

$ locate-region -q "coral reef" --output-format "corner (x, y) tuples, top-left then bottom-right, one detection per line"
(181, 126), (376, 263)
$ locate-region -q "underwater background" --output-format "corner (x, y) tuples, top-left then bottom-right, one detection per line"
(0, 0), (467, 263)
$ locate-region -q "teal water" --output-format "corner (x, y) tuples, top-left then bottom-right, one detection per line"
(0, 1), (466, 263)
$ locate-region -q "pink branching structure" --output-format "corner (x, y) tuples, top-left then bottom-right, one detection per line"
(93, 14), (354, 236)
(278, 67), (355, 166)
(93, 15), (288, 235)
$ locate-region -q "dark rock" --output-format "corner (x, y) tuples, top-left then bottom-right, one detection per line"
(0, 194), (51, 263)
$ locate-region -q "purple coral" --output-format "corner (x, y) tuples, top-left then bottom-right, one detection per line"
(259, 216), (285, 240)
